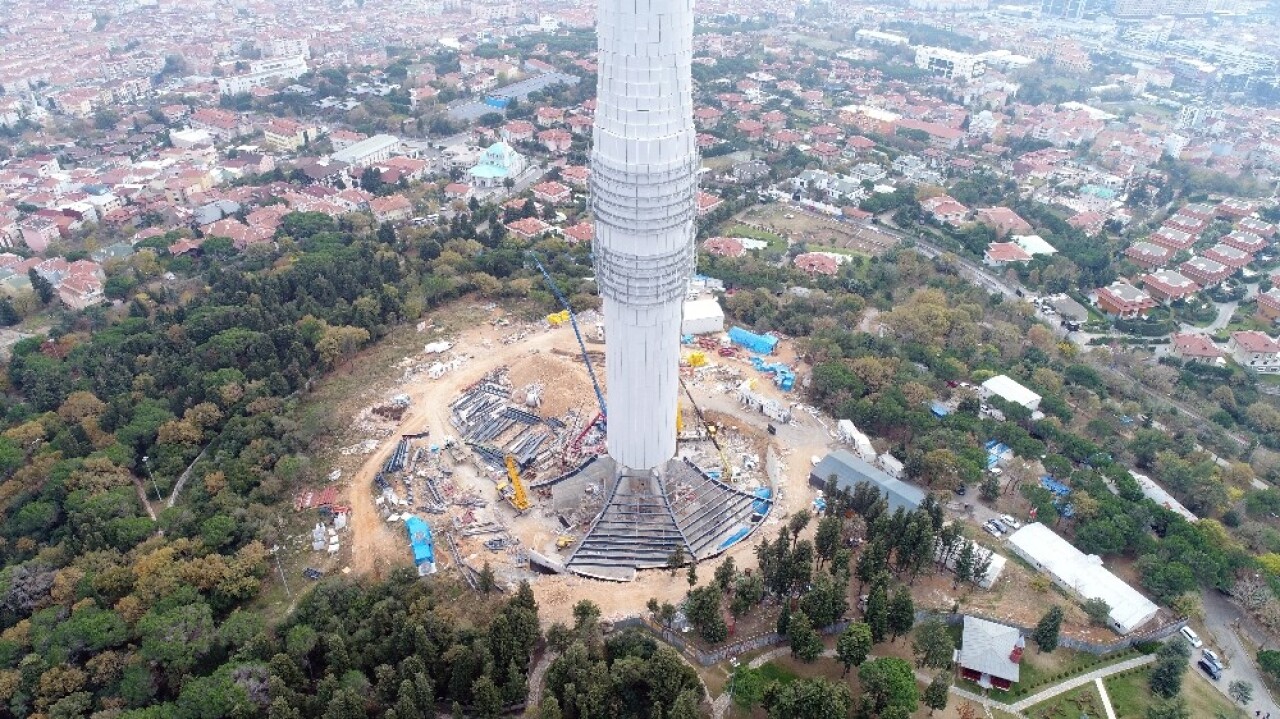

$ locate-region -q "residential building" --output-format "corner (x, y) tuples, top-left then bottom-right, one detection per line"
(1150, 226), (1197, 251)
(368, 195), (412, 223)
(217, 55), (308, 95)
(974, 207), (1033, 237)
(956, 616), (1024, 691)
(1258, 288), (1280, 324)
(793, 253), (840, 276)
(1141, 270), (1200, 303)
(703, 237), (745, 258)
(1094, 281), (1156, 318)
(18, 217), (59, 252)
(984, 242), (1032, 268)
(532, 181), (571, 205)
(1180, 256), (1232, 287)
(915, 46), (986, 79)
(1221, 231), (1268, 255)
(1228, 331), (1280, 374)
(1012, 234), (1057, 257)
(505, 217), (552, 240)
(1204, 243), (1252, 270)
(1171, 333), (1224, 363)
(1125, 241), (1173, 269)
(263, 118), (318, 152)
(921, 195), (969, 225)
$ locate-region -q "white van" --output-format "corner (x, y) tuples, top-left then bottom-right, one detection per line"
(1180, 626), (1203, 648)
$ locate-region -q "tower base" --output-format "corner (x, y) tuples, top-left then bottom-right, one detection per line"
(562, 457), (772, 581)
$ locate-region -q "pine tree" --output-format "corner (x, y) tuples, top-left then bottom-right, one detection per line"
(667, 544), (685, 576)
(538, 696), (563, 719)
(1033, 606), (1064, 653)
(714, 556), (736, 592)
(953, 542), (975, 588)
(0, 297), (19, 326)
(887, 585), (915, 642)
(836, 622), (873, 676)
(28, 268), (54, 304)
(814, 515), (842, 568)
(686, 561), (698, 588)
(479, 561), (496, 594)
(787, 610), (823, 662)
(865, 576), (890, 644)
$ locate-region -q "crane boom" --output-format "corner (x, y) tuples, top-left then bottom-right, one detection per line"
(528, 252), (607, 419)
(505, 454), (530, 512)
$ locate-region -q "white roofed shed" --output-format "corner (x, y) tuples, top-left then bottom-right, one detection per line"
(980, 374), (1042, 411)
(1006, 523), (1159, 635)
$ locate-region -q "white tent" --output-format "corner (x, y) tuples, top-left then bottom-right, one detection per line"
(1006, 523), (1159, 634)
(980, 374), (1042, 411)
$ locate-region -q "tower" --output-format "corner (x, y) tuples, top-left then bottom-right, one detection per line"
(590, 0), (697, 471)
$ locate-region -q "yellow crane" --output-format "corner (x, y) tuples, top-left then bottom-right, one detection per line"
(505, 455), (530, 512)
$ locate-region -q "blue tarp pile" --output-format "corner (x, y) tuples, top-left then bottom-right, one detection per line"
(728, 326), (779, 354)
(985, 441), (1011, 468)
(1040, 475), (1071, 496)
(930, 401), (950, 418)
(750, 356), (795, 390)
(753, 487), (772, 517)
(405, 516), (436, 573)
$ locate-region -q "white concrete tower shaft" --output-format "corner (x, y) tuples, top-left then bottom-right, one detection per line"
(591, 0), (698, 471)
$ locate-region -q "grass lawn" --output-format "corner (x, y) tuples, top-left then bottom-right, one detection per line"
(718, 222), (788, 252)
(1025, 682), (1103, 719)
(1104, 667), (1247, 719)
(958, 647), (1139, 704)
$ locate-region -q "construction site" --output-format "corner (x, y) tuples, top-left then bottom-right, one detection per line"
(298, 294), (837, 618)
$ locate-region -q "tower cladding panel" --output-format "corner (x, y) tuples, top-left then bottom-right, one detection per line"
(591, 0), (697, 470)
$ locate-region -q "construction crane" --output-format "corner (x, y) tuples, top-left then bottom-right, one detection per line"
(505, 454), (531, 512)
(528, 252), (607, 420)
(679, 378), (732, 482)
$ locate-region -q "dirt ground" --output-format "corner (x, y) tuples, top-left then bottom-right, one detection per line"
(733, 204), (900, 255)
(315, 299), (835, 625)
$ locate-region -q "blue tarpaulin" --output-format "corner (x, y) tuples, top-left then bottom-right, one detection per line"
(1040, 475), (1071, 496)
(728, 326), (778, 355)
(930, 402), (950, 418)
(405, 516), (435, 570)
(718, 526), (751, 550)
(753, 487), (772, 516)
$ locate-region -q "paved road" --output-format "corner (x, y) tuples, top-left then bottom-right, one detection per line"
(1009, 653), (1156, 711)
(1201, 590), (1278, 716)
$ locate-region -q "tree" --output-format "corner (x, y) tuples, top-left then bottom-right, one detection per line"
(667, 544), (685, 576)
(1228, 679), (1253, 704)
(836, 623), (873, 676)
(787, 610), (823, 662)
(911, 619), (954, 669)
(713, 556), (736, 592)
(1082, 597), (1111, 627)
(887, 585), (915, 641)
(924, 674), (950, 715)
(472, 675), (502, 719)
(1149, 640), (1189, 699)
(814, 515), (842, 568)
(29, 269), (55, 304)
(980, 475), (1000, 501)
(686, 561), (698, 588)
(762, 678), (851, 719)
(478, 562), (496, 594)
(859, 657), (919, 716)
(787, 509), (812, 545)
(865, 576), (890, 643)
(1032, 606), (1063, 652)
(377, 222), (397, 244)
(538, 696), (562, 719)
(953, 541), (975, 588)
(0, 297), (20, 325)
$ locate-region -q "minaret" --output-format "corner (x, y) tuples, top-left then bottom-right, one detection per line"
(590, 0), (698, 471)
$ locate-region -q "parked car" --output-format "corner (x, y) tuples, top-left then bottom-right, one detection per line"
(1202, 649), (1221, 667)
(1000, 514), (1022, 530)
(1180, 626), (1204, 648)
(982, 520), (1003, 537)
(953, 484), (967, 496)
(1198, 658), (1222, 680)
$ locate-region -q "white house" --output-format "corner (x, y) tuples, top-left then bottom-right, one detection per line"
(680, 297), (724, 335)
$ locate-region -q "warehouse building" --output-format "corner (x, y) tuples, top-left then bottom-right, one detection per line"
(980, 374), (1042, 412)
(1006, 523), (1159, 634)
(810, 450), (925, 513)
